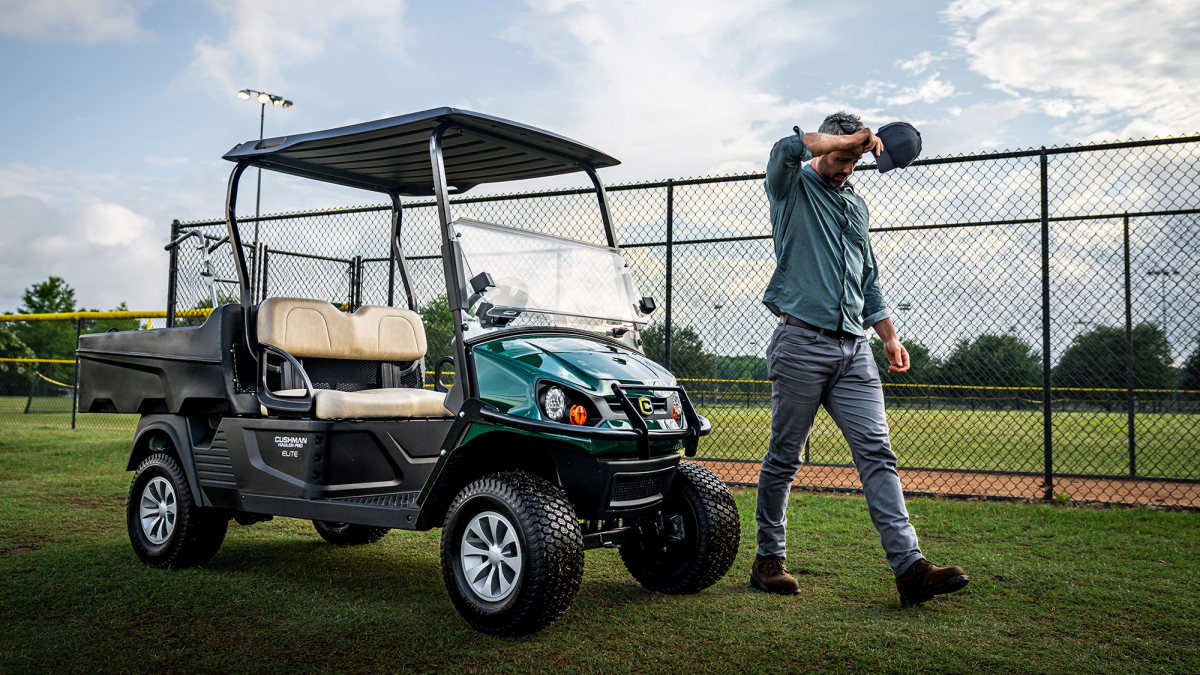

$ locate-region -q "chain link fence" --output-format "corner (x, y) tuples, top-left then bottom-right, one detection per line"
(0, 312), (208, 431)
(19, 133), (1195, 507)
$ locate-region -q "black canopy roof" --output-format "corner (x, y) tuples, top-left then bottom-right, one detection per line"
(222, 107), (620, 196)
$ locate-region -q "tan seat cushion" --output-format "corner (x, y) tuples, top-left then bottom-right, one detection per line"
(257, 297), (427, 361)
(264, 388), (454, 420)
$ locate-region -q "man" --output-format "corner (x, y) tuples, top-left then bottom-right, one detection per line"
(751, 111), (969, 605)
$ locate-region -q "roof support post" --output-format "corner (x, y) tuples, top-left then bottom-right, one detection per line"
(582, 164), (618, 248)
(388, 191), (417, 312)
(430, 125), (474, 402)
(224, 161), (255, 353)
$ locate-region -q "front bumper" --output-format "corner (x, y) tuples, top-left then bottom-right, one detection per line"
(548, 448), (681, 519)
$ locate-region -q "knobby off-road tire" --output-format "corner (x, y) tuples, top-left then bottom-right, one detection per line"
(312, 521), (390, 545)
(127, 452), (228, 568)
(620, 461), (740, 594)
(441, 471), (584, 637)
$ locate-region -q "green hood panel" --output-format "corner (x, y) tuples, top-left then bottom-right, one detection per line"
(473, 334), (674, 415)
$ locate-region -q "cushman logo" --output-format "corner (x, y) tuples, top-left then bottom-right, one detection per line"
(637, 397), (653, 416)
(275, 436), (307, 449)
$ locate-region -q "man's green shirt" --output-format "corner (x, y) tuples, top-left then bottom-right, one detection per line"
(761, 132), (889, 336)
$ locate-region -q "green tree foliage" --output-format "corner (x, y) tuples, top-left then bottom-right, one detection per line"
(10, 278), (79, 382)
(17, 276), (77, 314)
(941, 333), (1042, 388)
(869, 337), (939, 384)
(715, 354), (767, 382)
(1055, 324), (1176, 391)
(0, 324), (37, 395)
(1182, 339), (1200, 392)
(419, 295), (455, 364)
(640, 321), (715, 382)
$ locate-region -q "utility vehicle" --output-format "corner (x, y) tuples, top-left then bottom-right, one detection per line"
(78, 108), (740, 636)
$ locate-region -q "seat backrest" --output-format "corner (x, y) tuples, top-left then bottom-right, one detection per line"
(256, 297), (427, 362)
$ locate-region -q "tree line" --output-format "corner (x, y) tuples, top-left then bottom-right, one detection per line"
(641, 321), (1200, 394)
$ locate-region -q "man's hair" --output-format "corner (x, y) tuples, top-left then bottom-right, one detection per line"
(819, 111), (864, 136)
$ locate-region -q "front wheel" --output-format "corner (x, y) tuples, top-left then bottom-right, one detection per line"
(313, 521), (389, 545)
(441, 472), (584, 636)
(127, 452), (228, 568)
(620, 461), (740, 594)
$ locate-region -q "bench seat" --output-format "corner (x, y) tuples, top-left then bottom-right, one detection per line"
(267, 388), (453, 420)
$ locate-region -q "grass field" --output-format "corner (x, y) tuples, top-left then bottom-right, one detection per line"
(697, 404), (1200, 479)
(2, 427), (1199, 674)
(4, 395), (1198, 478)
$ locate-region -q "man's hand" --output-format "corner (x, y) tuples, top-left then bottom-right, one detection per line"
(852, 128), (884, 157)
(872, 317), (909, 373)
(883, 338), (910, 373)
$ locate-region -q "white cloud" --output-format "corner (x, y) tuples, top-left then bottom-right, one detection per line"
(896, 51), (942, 75)
(0, 163), (212, 311)
(884, 72), (956, 106)
(186, 0), (409, 96)
(0, 0), (152, 44)
(501, 0), (877, 178)
(944, 0), (1200, 139)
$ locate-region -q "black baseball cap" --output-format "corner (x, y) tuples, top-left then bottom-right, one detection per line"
(874, 122), (922, 173)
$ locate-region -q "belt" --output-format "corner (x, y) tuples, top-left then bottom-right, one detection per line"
(780, 313), (859, 339)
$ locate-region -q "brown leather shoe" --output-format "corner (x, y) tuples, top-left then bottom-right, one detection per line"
(895, 558), (969, 605)
(750, 555), (801, 596)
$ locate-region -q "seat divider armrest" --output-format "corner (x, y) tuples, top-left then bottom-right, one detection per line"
(258, 342), (315, 414)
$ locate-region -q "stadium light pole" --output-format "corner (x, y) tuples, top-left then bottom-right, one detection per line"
(1145, 268), (1177, 333)
(236, 89), (293, 245)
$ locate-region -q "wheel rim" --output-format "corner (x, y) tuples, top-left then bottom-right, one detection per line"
(460, 510), (523, 601)
(139, 476), (177, 544)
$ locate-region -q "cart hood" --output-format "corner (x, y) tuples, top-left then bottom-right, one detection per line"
(473, 333), (675, 414)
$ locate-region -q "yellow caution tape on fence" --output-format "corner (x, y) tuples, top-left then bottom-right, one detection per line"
(676, 378), (1192, 395)
(0, 358), (76, 364)
(34, 372), (76, 388)
(0, 308), (213, 322)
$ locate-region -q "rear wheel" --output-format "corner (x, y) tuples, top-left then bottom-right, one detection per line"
(441, 471), (584, 636)
(127, 452), (227, 568)
(620, 461), (740, 594)
(312, 521), (389, 545)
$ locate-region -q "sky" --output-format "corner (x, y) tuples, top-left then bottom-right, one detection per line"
(0, 0), (1198, 312)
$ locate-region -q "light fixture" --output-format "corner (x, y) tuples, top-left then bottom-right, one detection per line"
(237, 89), (251, 100)
(272, 97), (283, 106)
(281, 100), (293, 108)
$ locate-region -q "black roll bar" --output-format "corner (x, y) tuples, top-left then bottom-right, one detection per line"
(387, 190), (418, 312)
(223, 161), (256, 355)
(430, 124), (474, 403)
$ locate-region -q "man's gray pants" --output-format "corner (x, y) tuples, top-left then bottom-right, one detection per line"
(755, 323), (923, 576)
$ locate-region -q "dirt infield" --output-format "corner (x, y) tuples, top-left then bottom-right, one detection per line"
(695, 459), (1200, 508)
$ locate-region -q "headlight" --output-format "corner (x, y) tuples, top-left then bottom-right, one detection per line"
(668, 393), (682, 427)
(542, 386), (566, 421)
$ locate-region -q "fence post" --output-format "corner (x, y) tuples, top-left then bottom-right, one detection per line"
(166, 219), (180, 328)
(1123, 214), (1137, 476)
(71, 319), (81, 430)
(664, 179), (674, 371)
(260, 245), (270, 301)
(1040, 147), (1053, 500)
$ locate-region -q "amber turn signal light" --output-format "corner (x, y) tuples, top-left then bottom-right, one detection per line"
(672, 405), (681, 422)
(569, 404), (588, 425)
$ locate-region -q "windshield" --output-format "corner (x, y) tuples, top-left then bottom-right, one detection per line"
(453, 219), (648, 338)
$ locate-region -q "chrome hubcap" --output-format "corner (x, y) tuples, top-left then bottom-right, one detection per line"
(139, 477), (177, 544)
(460, 510), (522, 601)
